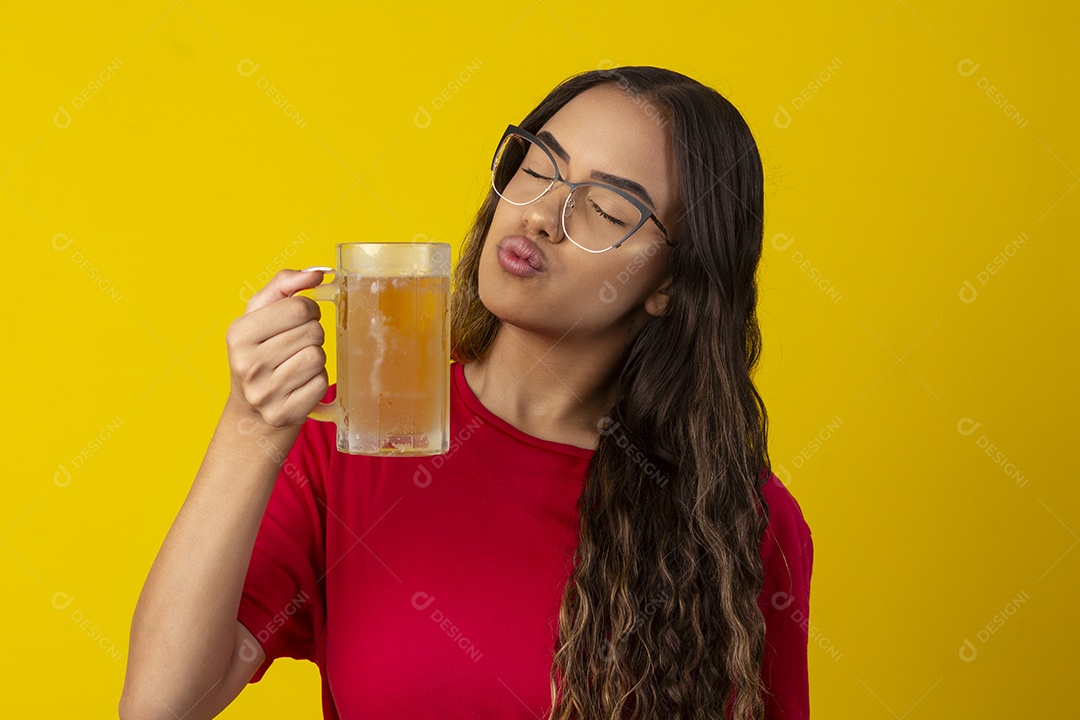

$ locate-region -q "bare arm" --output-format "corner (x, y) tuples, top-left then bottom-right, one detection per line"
(120, 270), (331, 719)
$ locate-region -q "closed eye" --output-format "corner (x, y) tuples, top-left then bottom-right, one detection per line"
(590, 199), (627, 227)
(523, 167), (554, 181)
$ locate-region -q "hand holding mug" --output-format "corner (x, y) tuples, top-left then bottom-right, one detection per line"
(224, 268), (332, 430)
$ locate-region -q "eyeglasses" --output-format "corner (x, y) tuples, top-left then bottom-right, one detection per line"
(490, 124), (673, 254)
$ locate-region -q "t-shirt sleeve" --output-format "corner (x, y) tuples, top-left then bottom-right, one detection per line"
(756, 473), (814, 720)
(236, 406), (331, 683)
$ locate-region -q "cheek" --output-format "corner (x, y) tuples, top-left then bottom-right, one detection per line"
(488, 202), (512, 235)
(479, 207), (510, 263)
(590, 245), (668, 305)
(476, 235), (497, 302)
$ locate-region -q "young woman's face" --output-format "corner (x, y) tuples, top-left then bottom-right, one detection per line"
(477, 83), (681, 342)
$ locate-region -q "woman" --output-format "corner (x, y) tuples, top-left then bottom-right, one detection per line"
(121, 66), (813, 720)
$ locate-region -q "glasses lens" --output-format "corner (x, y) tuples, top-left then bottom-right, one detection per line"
(564, 184), (642, 251)
(492, 133), (556, 205)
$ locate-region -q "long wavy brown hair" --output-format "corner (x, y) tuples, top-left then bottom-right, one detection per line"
(451, 66), (773, 720)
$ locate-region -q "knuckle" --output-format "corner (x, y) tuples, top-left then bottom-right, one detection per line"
(225, 319), (244, 350)
(289, 297), (312, 325)
(301, 343), (326, 366)
(239, 358), (263, 386)
(247, 382), (271, 408)
(262, 406), (287, 428)
(307, 320), (325, 345)
(297, 296), (319, 320)
(235, 362), (253, 385)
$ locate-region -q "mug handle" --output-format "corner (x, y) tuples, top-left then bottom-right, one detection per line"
(303, 268), (344, 425)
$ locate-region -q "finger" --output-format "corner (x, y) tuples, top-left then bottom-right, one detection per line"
(271, 344), (327, 393)
(245, 268), (332, 315)
(288, 363), (329, 405)
(281, 369), (330, 422)
(261, 319), (324, 371)
(241, 296), (320, 347)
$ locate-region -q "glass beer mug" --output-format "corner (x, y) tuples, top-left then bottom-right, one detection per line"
(304, 242), (451, 456)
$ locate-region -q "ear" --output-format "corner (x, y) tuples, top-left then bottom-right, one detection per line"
(644, 275), (673, 317)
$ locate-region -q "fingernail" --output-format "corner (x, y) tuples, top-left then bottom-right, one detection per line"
(302, 266), (334, 273)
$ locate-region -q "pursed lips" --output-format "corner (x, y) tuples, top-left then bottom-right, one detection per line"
(497, 236), (546, 271)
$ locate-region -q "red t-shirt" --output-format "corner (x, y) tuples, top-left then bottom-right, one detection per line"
(238, 361), (814, 719)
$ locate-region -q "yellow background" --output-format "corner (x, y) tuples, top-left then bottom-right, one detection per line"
(3, 1), (1077, 717)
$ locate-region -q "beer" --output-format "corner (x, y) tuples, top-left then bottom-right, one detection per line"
(307, 242), (451, 456)
(336, 274), (449, 455)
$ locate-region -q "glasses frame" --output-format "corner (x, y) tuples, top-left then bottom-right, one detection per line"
(490, 124), (673, 254)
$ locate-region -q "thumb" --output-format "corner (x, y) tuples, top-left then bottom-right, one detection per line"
(245, 266), (334, 314)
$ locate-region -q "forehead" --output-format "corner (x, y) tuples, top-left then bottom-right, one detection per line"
(538, 84), (679, 217)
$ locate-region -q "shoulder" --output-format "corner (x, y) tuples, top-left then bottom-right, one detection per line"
(758, 471), (813, 584)
(760, 472), (811, 540)
(756, 472), (813, 720)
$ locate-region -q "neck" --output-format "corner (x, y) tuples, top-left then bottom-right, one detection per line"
(462, 319), (638, 450)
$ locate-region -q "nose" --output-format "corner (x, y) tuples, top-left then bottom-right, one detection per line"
(521, 183), (569, 244)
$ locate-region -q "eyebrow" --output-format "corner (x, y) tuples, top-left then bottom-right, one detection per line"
(536, 130), (657, 209)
